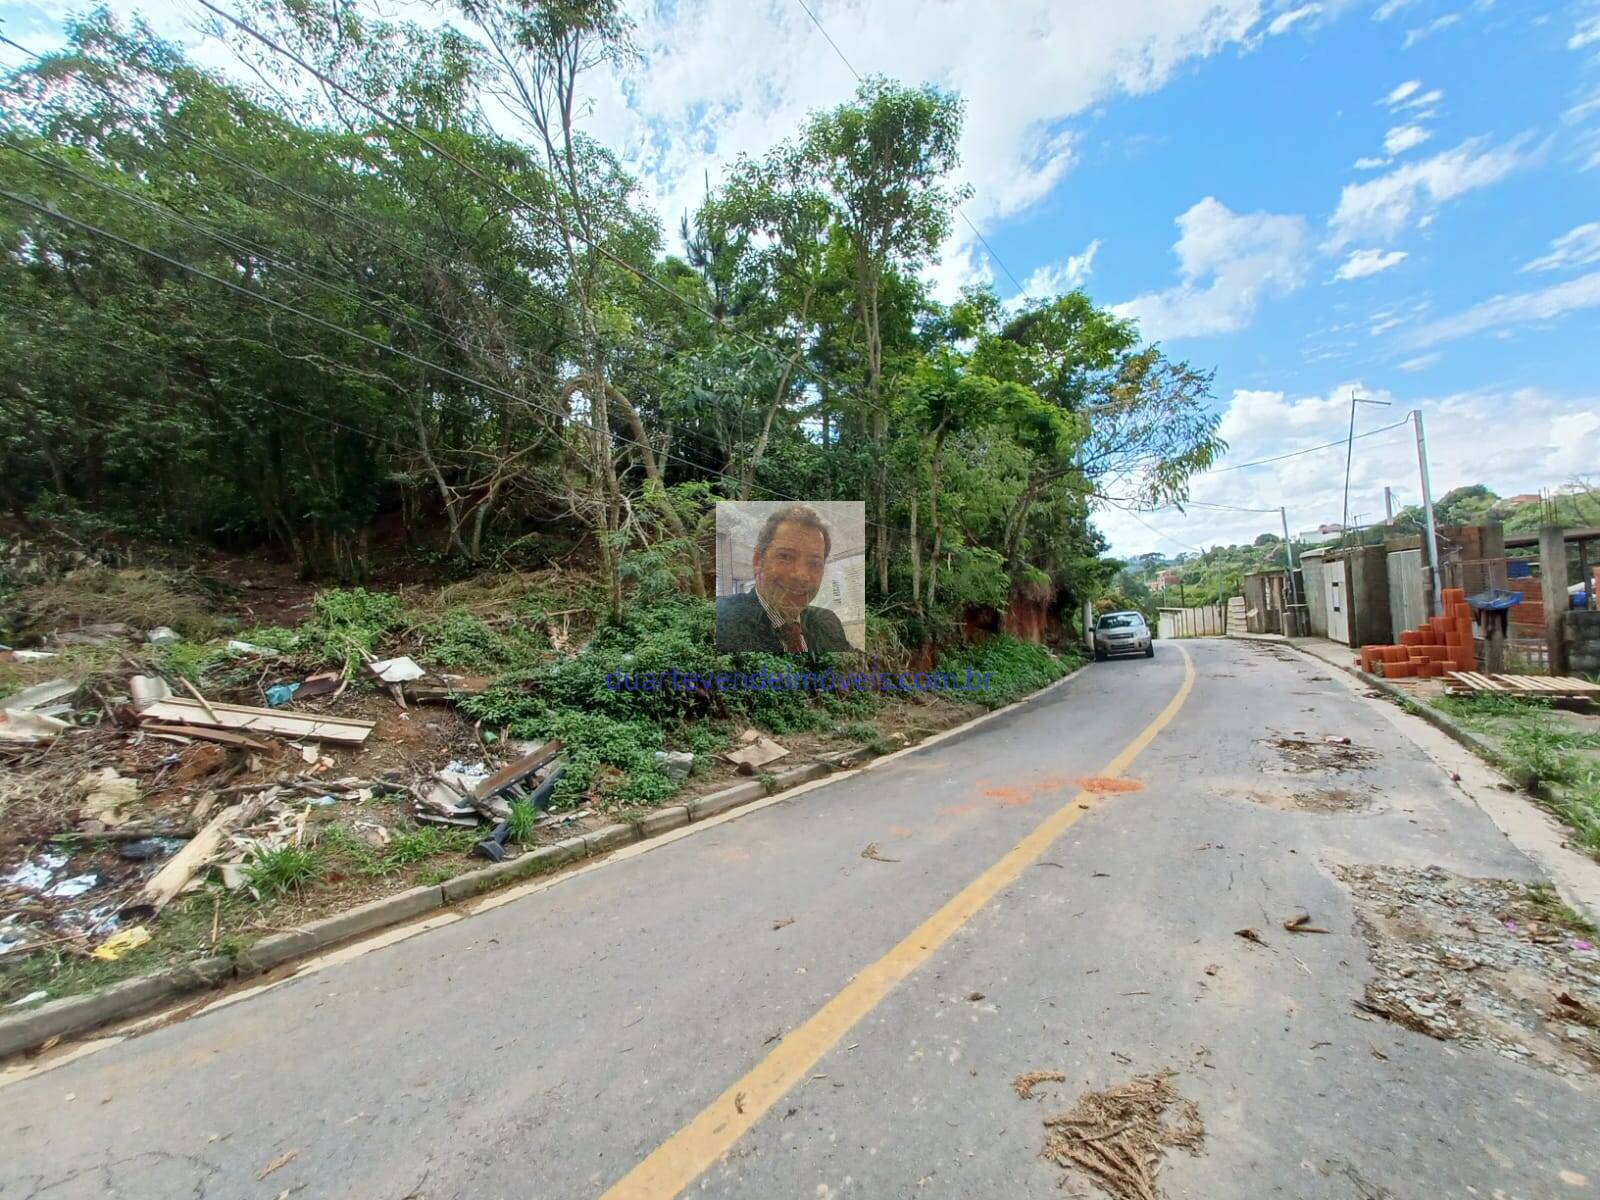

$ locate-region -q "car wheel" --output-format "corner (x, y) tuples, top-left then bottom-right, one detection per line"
(1094, 649), (1107, 662)
(1145, 644), (1154, 658)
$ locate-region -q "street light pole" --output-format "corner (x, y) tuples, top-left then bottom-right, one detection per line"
(1342, 390), (1390, 539)
(1413, 408), (1443, 616)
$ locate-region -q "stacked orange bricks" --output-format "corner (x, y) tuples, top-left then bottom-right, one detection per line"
(1355, 588), (1476, 680)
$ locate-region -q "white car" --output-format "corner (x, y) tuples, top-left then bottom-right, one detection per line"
(1094, 611), (1154, 661)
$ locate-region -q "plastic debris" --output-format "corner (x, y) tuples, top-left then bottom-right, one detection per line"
(369, 656), (426, 683)
(91, 926), (152, 961)
(227, 639), (275, 655)
(46, 873), (99, 899)
(145, 626), (181, 645)
(7, 990), (48, 1008)
(265, 682), (301, 708)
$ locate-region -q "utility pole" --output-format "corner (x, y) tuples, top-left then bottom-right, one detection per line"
(1412, 408), (1443, 616)
(1384, 486), (1394, 523)
(1343, 390), (1391, 540)
(1279, 506), (1299, 608)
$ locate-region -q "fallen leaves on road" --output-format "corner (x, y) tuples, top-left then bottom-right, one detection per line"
(968, 991), (986, 1002)
(771, 917), (795, 931)
(1234, 928), (1266, 946)
(1013, 1070), (1067, 1100)
(1023, 1071), (1205, 1200)
(734, 1091), (746, 1114)
(257, 1149), (298, 1180)
(860, 842), (899, 863)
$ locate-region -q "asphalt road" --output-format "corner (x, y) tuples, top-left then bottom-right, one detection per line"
(2, 638), (1597, 1199)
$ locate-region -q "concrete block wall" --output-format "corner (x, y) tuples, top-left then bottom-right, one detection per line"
(1569, 611), (1600, 675)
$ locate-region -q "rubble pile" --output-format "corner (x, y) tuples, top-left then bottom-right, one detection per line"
(1338, 864), (1600, 1076)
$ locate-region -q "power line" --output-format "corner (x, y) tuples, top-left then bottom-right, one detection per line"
(790, 0), (1029, 296)
(1203, 418), (1412, 474)
(0, 187), (938, 532)
(1113, 506), (1206, 554)
(192, 0), (913, 434)
(0, 35), (760, 468)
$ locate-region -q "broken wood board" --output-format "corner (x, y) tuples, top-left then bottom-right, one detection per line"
(722, 736), (790, 772)
(123, 790), (277, 918)
(140, 724), (274, 752)
(0, 709), (70, 745)
(472, 740), (564, 803)
(0, 678), (77, 712)
(138, 698), (374, 744)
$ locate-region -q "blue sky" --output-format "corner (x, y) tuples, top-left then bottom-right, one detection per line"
(3, 0), (1598, 555)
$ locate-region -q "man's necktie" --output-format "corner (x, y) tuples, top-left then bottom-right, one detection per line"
(779, 621), (807, 653)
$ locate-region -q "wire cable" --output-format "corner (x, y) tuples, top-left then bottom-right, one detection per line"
(790, 0), (1028, 296)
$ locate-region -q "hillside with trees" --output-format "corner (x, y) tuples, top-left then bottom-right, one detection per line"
(0, 4), (1223, 647)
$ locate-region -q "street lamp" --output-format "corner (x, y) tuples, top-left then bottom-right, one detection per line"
(1342, 390), (1390, 539)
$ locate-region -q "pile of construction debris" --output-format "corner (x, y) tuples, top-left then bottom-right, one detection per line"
(0, 647), (579, 974)
(1339, 865), (1600, 1076)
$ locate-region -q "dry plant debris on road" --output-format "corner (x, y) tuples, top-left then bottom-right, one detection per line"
(1340, 865), (1600, 1075)
(1016, 1070), (1205, 1200)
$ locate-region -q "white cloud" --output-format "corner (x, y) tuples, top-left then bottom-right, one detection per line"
(1354, 155), (1389, 169)
(1374, 0), (1420, 20)
(1007, 239), (1101, 310)
(1523, 222), (1600, 272)
(1403, 12), (1462, 48)
(577, 0), (1273, 281)
(1326, 135), (1531, 247)
(1111, 198), (1308, 339)
(1334, 247), (1409, 280)
(1268, 4), (1324, 36)
(1397, 352), (1441, 371)
(1545, 412), (1600, 475)
(1384, 79), (1423, 105)
(1571, 14), (1600, 50)
(1383, 124), (1431, 155)
(1407, 270), (1600, 347)
(1096, 384), (1600, 555)
(1395, 87), (1445, 112)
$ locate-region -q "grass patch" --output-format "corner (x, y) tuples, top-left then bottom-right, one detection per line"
(239, 587), (405, 671)
(15, 566), (222, 639)
(938, 635), (1082, 708)
(0, 888), (242, 1005)
(1434, 694), (1600, 853)
(507, 799), (537, 842)
(1525, 882), (1598, 938)
(242, 845), (319, 898)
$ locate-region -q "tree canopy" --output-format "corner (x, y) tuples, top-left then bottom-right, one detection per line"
(1, 3), (1224, 641)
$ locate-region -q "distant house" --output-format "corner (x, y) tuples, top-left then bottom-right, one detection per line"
(1503, 494), (1540, 506)
(1317, 523), (1345, 535)
(1158, 570), (1182, 588)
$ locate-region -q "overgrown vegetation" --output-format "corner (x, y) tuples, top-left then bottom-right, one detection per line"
(1433, 693), (1600, 852)
(939, 636), (1082, 708)
(2, 5), (1221, 645)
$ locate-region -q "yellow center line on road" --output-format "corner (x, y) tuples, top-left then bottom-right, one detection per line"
(599, 644), (1197, 1200)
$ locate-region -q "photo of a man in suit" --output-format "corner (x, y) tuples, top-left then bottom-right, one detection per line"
(715, 504), (855, 654)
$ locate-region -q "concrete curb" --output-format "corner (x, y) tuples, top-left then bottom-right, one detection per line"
(0, 955), (232, 1061)
(0, 655), (1091, 1061)
(0, 758), (847, 1060)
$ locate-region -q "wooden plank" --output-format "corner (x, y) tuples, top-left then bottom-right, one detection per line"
(138, 698), (374, 744)
(140, 723), (274, 752)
